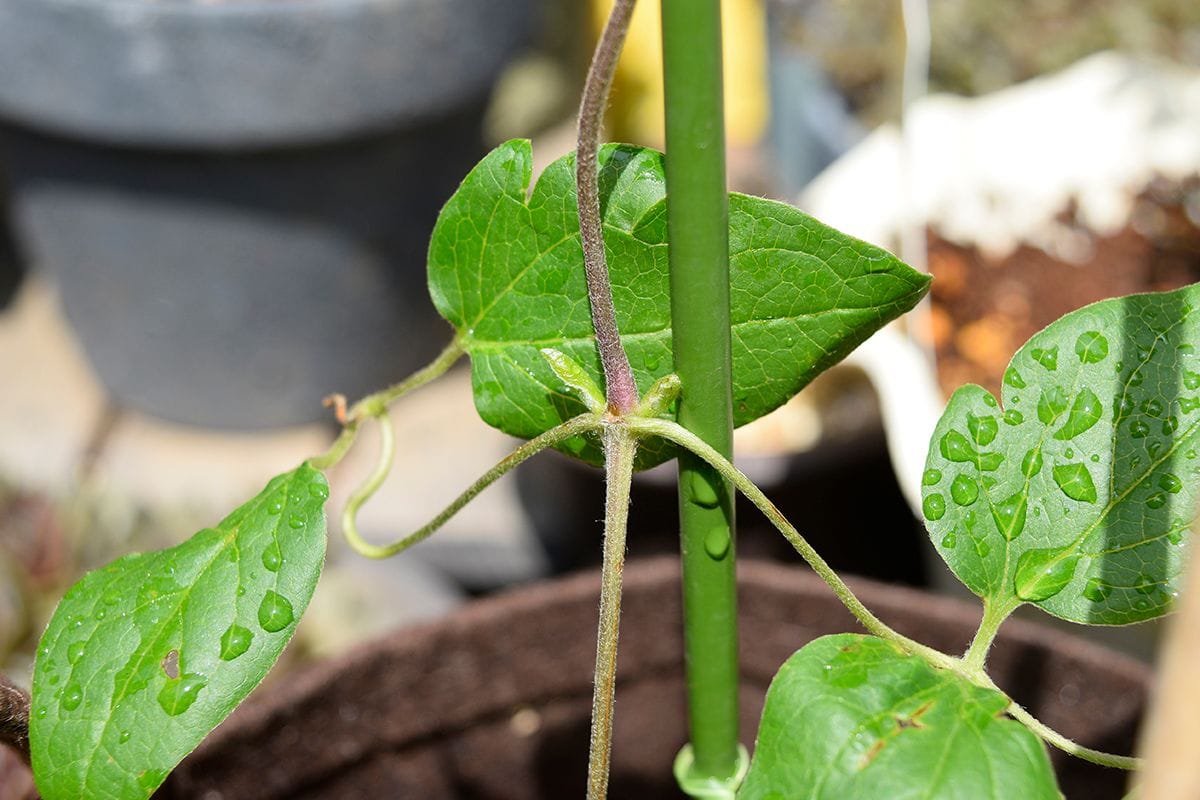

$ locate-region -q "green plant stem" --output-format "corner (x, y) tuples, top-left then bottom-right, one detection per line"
(343, 413), (600, 559)
(962, 597), (1019, 673)
(350, 337), (465, 419)
(660, 0), (740, 785)
(577, 0), (639, 414)
(1005, 700), (1142, 771)
(587, 423), (638, 800)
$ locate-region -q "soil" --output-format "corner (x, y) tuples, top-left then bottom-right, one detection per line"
(928, 177), (1200, 396)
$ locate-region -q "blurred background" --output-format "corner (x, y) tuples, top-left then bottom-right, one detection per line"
(0, 0), (1198, 712)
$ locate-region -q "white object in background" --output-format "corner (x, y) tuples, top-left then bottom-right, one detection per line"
(802, 52), (1200, 261)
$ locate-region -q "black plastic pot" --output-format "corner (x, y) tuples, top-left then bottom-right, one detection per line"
(159, 557), (1149, 799)
(0, 0), (532, 428)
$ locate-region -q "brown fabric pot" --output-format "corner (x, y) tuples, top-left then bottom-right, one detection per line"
(160, 558), (1149, 799)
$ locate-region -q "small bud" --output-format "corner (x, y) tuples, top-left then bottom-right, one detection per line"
(540, 348), (606, 414)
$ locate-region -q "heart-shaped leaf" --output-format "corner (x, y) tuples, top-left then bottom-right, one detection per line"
(30, 465), (328, 799)
(739, 634), (1059, 800)
(428, 139), (929, 467)
(922, 285), (1200, 624)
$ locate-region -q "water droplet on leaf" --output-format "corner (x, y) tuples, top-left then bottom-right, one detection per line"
(939, 430), (975, 463)
(288, 513), (306, 529)
(1021, 448), (1044, 478)
(974, 538), (992, 557)
(1053, 388), (1103, 440)
(1052, 462), (1098, 503)
(922, 493), (946, 521)
(1160, 473), (1183, 494)
(991, 492), (1028, 540)
(1075, 331), (1109, 364)
(1004, 368), (1027, 388)
(258, 591), (295, 633)
(1082, 578), (1111, 602)
(1146, 493), (1167, 509)
(1031, 346), (1059, 371)
(1014, 548), (1080, 601)
(922, 468), (942, 486)
(941, 532), (957, 549)
(261, 542), (282, 572)
(1129, 420), (1150, 438)
(62, 684), (83, 711)
(968, 413), (998, 446)
(950, 474), (979, 506)
(66, 641), (85, 665)
(1037, 387), (1069, 425)
(1004, 410), (1024, 425)
(157, 673), (207, 716)
(220, 624), (254, 661)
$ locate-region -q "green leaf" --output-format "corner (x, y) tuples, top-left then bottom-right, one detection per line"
(428, 139), (929, 467)
(30, 465), (329, 799)
(738, 634), (1060, 800)
(922, 285), (1200, 624)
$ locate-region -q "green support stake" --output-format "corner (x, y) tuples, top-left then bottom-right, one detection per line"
(661, 0), (742, 793)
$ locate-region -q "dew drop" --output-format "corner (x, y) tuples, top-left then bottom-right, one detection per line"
(982, 394), (998, 408)
(236, 586), (246, 597)
(1075, 331), (1109, 364)
(1052, 462), (1098, 503)
(979, 452), (1005, 471)
(1128, 370), (1145, 387)
(220, 624), (254, 661)
(157, 673), (207, 716)
(62, 684), (83, 711)
(261, 542), (283, 572)
(968, 413), (998, 446)
(35, 707), (47, 719)
(950, 474), (979, 506)
(1090, 454), (1100, 463)
(991, 492), (1028, 540)
(1129, 420), (1150, 438)
(922, 468), (942, 486)
(258, 591), (295, 633)
(1160, 473), (1183, 494)
(1149, 441), (1164, 458)
(1134, 598), (1152, 611)
(1021, 448), (1044, 478)
(1014, 548), (1080, 602)
(267, 495), (285, 515)
(1065, 448), (1075, 459)
(690, 474), (721, 508)
(1185, 371), (1200, 390)
(1180, 396), (1200, 414)
(1004, 368), (1027, 389)
(974, 538), (992, 557)
(1167, 528), (1185, 545)
(1146, 493), (1167, 509)
(1004, 410), (1024, 426)
(1031, 346), (1059, 371)
(309, 481), (330, 501)
(1135, 574), (1159, 595)
(704, 527), (731, 560)
(1163, 415), (1180, 435)
(922, 493), (946, 521)
(939, 430), (976, 463)
(288, 513), (306, 530)
(1053, 388), (1103, 441)
(119, 731), (131, 744)
(1082, 578), (1111, 602)
(103, 590), (121, 606)
(94, 608), (107, 621)
(941, 532), (957, 549)
(1141, 399), (1165, 418)
(66, 641), (86, 665)
(1037, 387), (1069, 425)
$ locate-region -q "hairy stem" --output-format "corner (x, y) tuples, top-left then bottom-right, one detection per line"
(587, 424), (638, 799)
(577, 0), (639, 414)
(962, 597), (1019, 673)
(342, 413), (601, 559)
(0, 673), (29, 765)
(1006, 701), (1142, 771)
